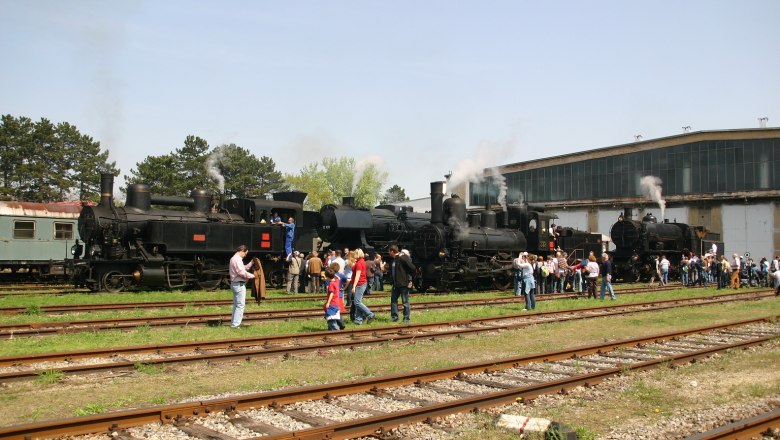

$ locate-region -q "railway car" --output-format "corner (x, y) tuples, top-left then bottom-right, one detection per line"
(609, 209), (723, 281)
(0, 201), (82, 282)
(72, 174), (317, 292)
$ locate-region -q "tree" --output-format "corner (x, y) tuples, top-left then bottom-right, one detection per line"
(125, 135), (211, 196)
(207, 144), (287, 198)
(0, 115), (117, 202)
(383, 184), (409, 203)
(126, 137), (288, 200)
(286, 156), (388, 210)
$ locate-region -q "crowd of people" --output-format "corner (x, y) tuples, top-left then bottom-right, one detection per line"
(226, 212), (780, 330)
(512, 250), (617, 310)
(674, 252), (780, 291)
(227, 236), (417, 330)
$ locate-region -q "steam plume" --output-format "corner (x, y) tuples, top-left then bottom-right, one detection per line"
(447, 140), (512, 211)
(640, 175), (666, 220)
(205, 146), (226, 192)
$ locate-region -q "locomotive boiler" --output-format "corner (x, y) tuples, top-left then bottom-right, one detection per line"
(318, 197), (431, 252)
(609, 209), (723, 281)
(72, 173), (316, 292)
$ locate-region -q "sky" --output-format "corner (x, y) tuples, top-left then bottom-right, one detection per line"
(2, 1), (779, 199)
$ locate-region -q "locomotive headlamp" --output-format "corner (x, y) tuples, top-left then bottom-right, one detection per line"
(438, 250), (446, 258)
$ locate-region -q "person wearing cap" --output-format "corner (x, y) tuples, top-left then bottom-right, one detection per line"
(287, 250), (303, 293)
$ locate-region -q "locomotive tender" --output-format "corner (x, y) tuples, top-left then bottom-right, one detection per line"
(318, 181), (602, 292)
(72, 173), (316, 292)
(609, 209), (724, 281)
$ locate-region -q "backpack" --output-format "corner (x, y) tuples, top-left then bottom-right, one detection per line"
(541, 265), (549, 277)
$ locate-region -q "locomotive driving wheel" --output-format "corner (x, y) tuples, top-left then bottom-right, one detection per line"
(492, 270), (512, 291)
(269, 270), (286, 289)
(195, 259), (225, 291)
(101, 270), (127, 293)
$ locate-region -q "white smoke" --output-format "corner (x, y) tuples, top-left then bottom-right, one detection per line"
(352, 154), (384, 194)
(205, 146), (226, 192)
(487, 168), (507, 212)
(640, 175), (666, 220)
(447, 140), (512, 210)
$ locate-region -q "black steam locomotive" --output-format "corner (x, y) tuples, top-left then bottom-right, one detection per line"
(318, 182), (603, 292)
(609, 209), (724, 281)
(71, 174), (317, 292)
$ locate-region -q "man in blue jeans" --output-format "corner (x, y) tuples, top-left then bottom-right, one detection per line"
(388, 244), (416, 322)
(229, 245), (255, 328)
(599, 253), (616, 300)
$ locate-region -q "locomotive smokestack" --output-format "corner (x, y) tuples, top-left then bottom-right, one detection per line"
(623, 207), (632, 220)
(99, 173), (114, 207)
(430, 181), (445, 224)
(342, 196), (355, 207)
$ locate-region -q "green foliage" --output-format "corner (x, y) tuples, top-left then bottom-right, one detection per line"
(286, 156), (387, 210)
(73, 402), (106, 416)
(383, 184), (409, 203)
(134, 363), (167, 375)
(0, 115), (118, 201)
(125, 135), (210, 196)
(37, 370), (65, 384)
(211, 144), (287, 198)
(124, 138), (287, 199)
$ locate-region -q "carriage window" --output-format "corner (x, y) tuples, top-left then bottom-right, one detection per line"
(54, 222), (74, 240)
(528, 219), (537, 233)
(13, 221), (35, 239)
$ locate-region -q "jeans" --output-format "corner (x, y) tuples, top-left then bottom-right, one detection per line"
(600, 276), (615, 300)
(524, 288), (536, 310)
(681, 270), (689, 286)
(352, 283), (373, 323)
(230, 281), (246, 327)
(661, 269), (669, 285)
(373, 274), (384, 291)
(514, 274), (522, 297)
(391, 285), (411, 321)
(574, 271), (583, 293)
(327, 319), (341, 331)
(522, 276), (536, 310)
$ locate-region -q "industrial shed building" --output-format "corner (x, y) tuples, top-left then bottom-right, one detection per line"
(468, 127), (780, 259)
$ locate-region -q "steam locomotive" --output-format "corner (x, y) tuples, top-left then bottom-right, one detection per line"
(71, 174), (317, 292)
(609, 209), (724, 281)
(318, 182), (603, 292)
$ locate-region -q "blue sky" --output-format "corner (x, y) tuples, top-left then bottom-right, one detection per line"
(2, 1), (778, 199)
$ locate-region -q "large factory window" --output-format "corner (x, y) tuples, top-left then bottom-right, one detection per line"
(54, 222), (74, 240)
(471, 137), (780, 206)
(13, 220), (35, 239)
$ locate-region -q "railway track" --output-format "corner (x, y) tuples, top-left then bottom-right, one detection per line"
(1, 317), (777, 440)
(0, 290), (773, 383)
(684, 407), (780, 439)
(0, 285), (677, 314)
(0, 285), (707, 338)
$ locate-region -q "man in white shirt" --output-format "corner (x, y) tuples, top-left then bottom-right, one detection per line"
(229, 245), (255, 328)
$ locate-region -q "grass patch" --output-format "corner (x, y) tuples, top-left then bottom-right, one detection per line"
(73, 402), (106, 416)
(36, 370), (64, 384)
(134, 363), (166, 375)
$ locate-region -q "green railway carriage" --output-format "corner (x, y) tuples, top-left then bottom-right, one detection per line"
(0, 201), (82, 281)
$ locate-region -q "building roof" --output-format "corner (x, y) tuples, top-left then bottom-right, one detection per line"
(495, 127), (780, 174)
